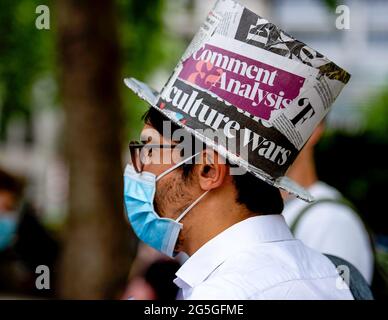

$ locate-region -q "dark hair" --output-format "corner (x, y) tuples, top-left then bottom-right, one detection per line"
(0, 168), (24, 198)
(144, 259), (181, 300)
(143, 108), (284, 215)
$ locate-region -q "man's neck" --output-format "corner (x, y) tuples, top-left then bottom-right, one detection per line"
(182, 186), (255, 257)
(287, 151), (318, 189)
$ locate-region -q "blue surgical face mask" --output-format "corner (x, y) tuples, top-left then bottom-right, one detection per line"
(0, 214), (18, 251)
(123, 152), (209, 257)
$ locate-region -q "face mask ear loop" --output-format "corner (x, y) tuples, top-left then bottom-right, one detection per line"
(156, 151), (200, 182)
(175, 190), (209, 223)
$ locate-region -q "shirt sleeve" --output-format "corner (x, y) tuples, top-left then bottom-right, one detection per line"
(294, 202), (374, 284)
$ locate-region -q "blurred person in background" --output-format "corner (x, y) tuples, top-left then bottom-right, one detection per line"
(0, 168), (60, 298)
(282, 122), (374, 283)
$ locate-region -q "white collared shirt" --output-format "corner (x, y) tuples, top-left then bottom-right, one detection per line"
(173, 215), (353, 300)
(282, 181), (374, 283)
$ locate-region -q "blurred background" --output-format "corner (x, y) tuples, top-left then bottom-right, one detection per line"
(0, 0), (387, 299)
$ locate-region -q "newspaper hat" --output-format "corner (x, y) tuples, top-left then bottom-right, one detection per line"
(124, 0), (350, 202)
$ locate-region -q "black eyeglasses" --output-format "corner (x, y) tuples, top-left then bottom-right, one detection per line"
(128, 140), (178, 173)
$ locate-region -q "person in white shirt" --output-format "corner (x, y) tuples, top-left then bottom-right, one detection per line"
(122, 0), (357, 300)
(283, 122), (374, 283)
(124, 108), (354, 300)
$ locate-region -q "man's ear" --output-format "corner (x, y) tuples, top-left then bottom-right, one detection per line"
(197, 149), (228, 191)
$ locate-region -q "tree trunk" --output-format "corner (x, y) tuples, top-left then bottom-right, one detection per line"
(56, 0), (136, 299)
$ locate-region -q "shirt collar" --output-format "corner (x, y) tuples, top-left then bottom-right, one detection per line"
(174, 214), (294, 289)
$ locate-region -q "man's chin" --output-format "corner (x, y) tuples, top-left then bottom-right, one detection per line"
(153, 200), (164, 217)
(174, 251), (190, 263)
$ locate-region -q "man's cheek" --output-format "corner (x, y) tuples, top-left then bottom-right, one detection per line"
(153, 194), (164, 217)
(154, 180), (170, 217)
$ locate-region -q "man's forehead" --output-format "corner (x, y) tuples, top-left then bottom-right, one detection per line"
(140, 124), (170, 143)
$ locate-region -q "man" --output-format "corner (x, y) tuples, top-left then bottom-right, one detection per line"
(123, 108), (353, 300)
(123, 0), (354, 299)
(283, 122), (374, 283)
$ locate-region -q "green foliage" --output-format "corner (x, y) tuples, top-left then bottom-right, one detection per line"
(316, 132), (388, 233)
(363, 86), (388, 141)
(119, 0), (165, 80)
(0, 0), (184, 143)
(322, 0), (338, 11)
(0, 0), (54, 141)
(316, 85), (388, 233)
(117, 0), (185, 140)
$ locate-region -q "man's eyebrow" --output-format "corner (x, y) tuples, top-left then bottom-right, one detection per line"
(140, 134), (154, 143)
